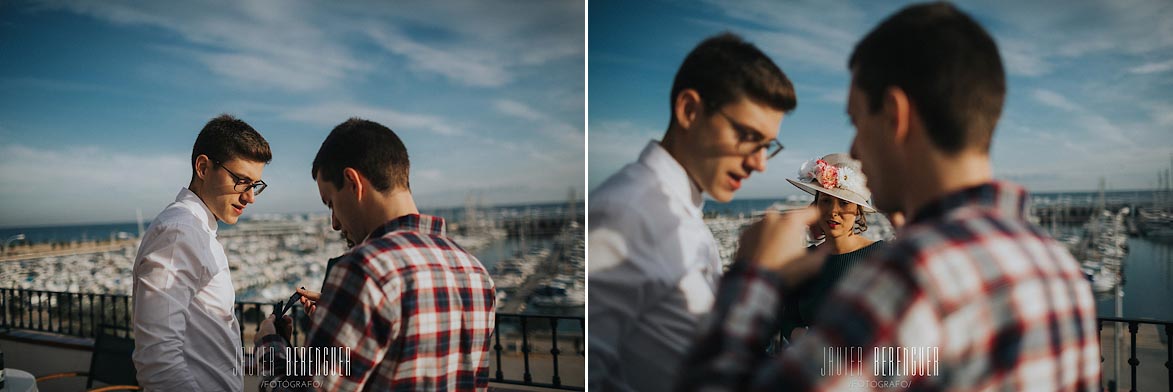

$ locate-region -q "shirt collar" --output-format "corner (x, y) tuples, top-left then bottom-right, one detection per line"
(176, 187), (219, 234)
(368, 213), (446, 240)
(909, 181), (1029, 225)
(638, 141), (705, 217)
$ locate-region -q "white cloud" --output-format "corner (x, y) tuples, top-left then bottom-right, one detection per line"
(977, 0), (1173, 76)
(999, 39), (1054, 77)
(282, 102), (464, 136)
(353, 1), (582, 88)
(1150, 103), (1173, 127)
(365, 26), (511, 88)
(40, 0), (369, 92)
(0, 144), (189, 225)
(1023, 90), (1138, 148)
(494, 100), (545, 122)
(704, 0), (863, 46)
(1031, 89), (1080, 112)
(688, 1), (862, 74)
(493, 99), (583, 146)
(414, 169), (444, 182)
(750, 30), (846, 70)
(37, 1), (584, 91)
(1128, 59), (1173, 75)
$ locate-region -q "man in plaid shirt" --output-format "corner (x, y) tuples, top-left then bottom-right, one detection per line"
(256, 118), (496, 391)
(678, 3), (1100, 391)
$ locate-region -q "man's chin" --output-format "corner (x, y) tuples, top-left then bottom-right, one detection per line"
(708, 188), (734, 203)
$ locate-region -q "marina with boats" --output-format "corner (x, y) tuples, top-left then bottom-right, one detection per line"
(0, 200), (585, 314)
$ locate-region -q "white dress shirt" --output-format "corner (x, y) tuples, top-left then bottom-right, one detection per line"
(132, 188), (243, 392)
(588, 141), (722, 392)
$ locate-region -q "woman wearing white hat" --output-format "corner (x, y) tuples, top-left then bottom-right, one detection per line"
(777, 153), (886, 343)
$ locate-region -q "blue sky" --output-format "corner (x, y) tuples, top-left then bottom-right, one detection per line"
(589, 0), (1173, 200)
(0, 0), (584, 227)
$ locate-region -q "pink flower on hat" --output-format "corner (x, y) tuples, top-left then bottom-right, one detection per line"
(816, 159), (839, 189)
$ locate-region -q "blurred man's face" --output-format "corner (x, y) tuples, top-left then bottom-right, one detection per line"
(847, 78), (902, 213)
(679, 96), (784, 203)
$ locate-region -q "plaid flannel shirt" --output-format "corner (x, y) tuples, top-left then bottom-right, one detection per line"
(259, 214), (496, 391)
(678, 181), (1101, 391)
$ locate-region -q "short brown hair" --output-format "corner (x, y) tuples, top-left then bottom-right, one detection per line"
(849, 2), (1006, 154)
(311, 118), (410, 192)
(670, 32), (797, 122)
(191, 114), (271, 173)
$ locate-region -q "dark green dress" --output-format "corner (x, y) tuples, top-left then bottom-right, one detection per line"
(778, 241), (885, 340)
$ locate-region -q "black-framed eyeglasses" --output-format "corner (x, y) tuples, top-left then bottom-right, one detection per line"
(214, 160), (267, 196)
(716, 110), (785, 159)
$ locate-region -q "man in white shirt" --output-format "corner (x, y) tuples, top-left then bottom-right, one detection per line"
(587, 33), (797, 391)
(132, 114), (271, 391)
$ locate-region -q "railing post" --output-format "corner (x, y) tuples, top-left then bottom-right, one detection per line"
(87, 293), (95, 337)
(54, 292), (62, 333)
(99, 294), (107, 338)
(123, 296), (132, 337)
(76, 293), (83, 337)
(3, 289), (8, 328)
(0, 288), (6, 328)
(254, 303), (262, 333)
(1165, 323), (1172, 392)
(1128, 322), (1138, 392)
(493, 315), (504, 382)
(36, 290), (43, 331)
(549, 317), (561, 387)
(25, 290), (32, 330)
(52, 292), (60, 333)
(521, 315), (532, 384)
(65, 292), (72, 335)
(236, 303), (245, 345)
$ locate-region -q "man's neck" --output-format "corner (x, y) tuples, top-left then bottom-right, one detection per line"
(362, 189), (420, 237)
(660, 128), (705, 196)
(902, 150), (993, 219)
(185, 180), (220, 223)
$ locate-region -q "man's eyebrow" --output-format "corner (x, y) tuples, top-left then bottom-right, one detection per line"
(229, 169), (257, 183)
(733, 119), (771, 142)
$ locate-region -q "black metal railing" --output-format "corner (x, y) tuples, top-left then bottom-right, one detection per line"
(1097, 317), (1173, 392)
(0, 288), (134, 339)
(0, 288), (584, 390)
(491, 313), (585, 390)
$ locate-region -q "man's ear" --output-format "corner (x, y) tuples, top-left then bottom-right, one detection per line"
(194, 154), (212, 180)
(673, 88), (703, 131)
(884, 86), (912, 147)
(342, 168), (364, 201)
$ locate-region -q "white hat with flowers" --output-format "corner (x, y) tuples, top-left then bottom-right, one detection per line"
(785, 153), (876, 212)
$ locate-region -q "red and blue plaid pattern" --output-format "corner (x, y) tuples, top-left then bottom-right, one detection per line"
(678, 182), (1101, 391)
(260, 214), (496, 391)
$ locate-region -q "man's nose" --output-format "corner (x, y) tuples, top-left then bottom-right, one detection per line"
(241, 188), (256, 204)
(331, 213), (341, 231)
(746, 148), (767, 173)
